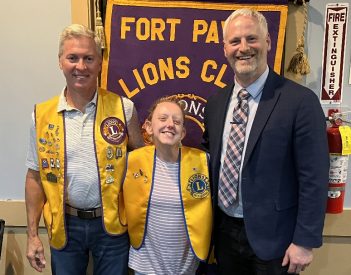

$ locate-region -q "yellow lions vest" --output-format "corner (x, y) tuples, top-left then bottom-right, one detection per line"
(35, 88), (128, 249)
(123, 145), (212, 261)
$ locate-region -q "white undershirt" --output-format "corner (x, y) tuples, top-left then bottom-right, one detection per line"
(129, 156), (199, 275)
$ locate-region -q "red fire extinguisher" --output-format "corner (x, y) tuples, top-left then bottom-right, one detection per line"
(326, 109), (348, 214)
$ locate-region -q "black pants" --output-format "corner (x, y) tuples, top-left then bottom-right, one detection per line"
(215, 209), (296, 275)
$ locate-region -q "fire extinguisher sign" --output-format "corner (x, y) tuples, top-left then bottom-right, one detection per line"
(320, 3), (349, 104)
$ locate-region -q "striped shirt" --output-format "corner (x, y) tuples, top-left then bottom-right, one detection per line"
(129, 156), (199, 275)
(25, 88), (133, 209)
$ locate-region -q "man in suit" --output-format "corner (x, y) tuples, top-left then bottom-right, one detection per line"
(203, 8), (329, 275)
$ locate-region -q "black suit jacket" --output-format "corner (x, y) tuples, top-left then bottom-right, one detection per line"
(203, 69), (329, 260)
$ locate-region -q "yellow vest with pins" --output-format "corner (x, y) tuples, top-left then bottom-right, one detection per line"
(35, 88), (128, 249)
(123, 145), (212, 261)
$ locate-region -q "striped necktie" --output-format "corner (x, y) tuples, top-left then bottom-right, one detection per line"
(219, 89), (250, 207)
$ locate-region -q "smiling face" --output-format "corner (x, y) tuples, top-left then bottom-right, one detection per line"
(223, 15), (271, 86)
(145, 101), (186, 149)
(59, 36), (102, 95)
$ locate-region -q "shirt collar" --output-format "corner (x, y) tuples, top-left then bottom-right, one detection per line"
(57, 87), (98, 113)
(234, 66), (269, 99)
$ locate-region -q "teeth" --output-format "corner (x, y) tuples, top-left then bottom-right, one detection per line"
(238, 56), (251, 60)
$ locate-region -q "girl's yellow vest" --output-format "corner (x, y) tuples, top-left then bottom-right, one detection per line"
(123, 145), (213, 261)
(35, 88), (128, 249)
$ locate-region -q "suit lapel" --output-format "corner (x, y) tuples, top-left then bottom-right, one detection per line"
(212, 84), (234, 159)
(243, 70), (283, 168)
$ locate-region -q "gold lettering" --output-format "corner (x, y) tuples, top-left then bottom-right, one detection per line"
(214, 64), (227, 88)
(196, 181), (204, 191)
(118, 57), (191, 98)
(151, 18), (165, 41)
(121, 17), (180, 41)
(201, 60), (216, 82)
(136, 18), (150, 40)
(193, 20), (208, 42)
(167, 18), (181, 41)
(193, 20), (225, 43)
(158, 58), (175, 80)
(133, 69), (145, 90)
(118, 79), (140, 98)
(120, 17), (135, 39)
(176, 56), (190, 78)
(143, 63), (159, 85)
(206, 21), (220, 43)
(201, 60), (227, 88)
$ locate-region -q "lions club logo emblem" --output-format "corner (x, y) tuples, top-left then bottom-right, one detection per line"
(187, 173), (210, 199)
(100, 117), (126, 145)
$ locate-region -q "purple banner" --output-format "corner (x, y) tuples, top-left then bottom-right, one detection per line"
(102, 0), (287, 148)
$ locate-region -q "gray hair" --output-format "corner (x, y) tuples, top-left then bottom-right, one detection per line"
(58, 24), (102, 57)
(223, 8), (268, 42)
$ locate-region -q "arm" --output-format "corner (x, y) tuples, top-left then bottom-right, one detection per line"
(284, 91), (329, 272)
(127, 106), (144, 150)
(25, 168), (46, 272)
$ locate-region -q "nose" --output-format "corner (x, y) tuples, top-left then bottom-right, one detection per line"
(76, 59), (87, 70)
(239, 39), (249, 51)
(166, 118), (175, 128)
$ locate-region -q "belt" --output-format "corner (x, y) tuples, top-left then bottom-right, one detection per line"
(65, 204), (102, 219)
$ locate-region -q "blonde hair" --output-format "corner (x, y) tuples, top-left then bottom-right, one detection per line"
(58, 24), (102, 57)
(223, 8), (268, 42)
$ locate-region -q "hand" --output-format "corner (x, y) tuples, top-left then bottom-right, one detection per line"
(282, 243), (313, 274)
(26, 235), (46, 272)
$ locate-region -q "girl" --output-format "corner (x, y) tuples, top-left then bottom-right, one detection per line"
(122, 97), (212, 274)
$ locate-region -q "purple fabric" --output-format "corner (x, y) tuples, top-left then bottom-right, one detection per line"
(103, 2), (286, 148)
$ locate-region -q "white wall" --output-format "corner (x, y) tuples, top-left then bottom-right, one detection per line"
(305, 0), (351, 207)
(0, 1), (71, 199)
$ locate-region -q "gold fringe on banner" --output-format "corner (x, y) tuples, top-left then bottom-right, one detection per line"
(287, 0), (310, 75)
(95, 0), (106, 49)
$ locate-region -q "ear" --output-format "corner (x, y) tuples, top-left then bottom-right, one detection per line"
(180, 126), (186, 141)
(223, 43), (228, 58)
(59, 58), (63, 70)
(144, 119), (153, 136)
(98, 57), (102, 70)
(266, 33), (271, 52)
